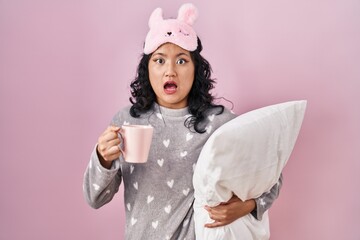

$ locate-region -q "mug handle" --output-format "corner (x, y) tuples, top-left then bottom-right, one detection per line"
(117, 129), (125, 158)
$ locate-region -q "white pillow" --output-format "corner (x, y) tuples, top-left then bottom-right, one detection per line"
(193, 100), (307, 240)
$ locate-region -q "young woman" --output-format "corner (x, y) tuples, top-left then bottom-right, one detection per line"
(83, 4), (282, 240)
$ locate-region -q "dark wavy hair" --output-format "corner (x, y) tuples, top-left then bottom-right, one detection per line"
(129, 38), (224, 133)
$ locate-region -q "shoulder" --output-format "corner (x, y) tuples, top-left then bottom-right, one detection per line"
(110, 105), (133, 127)
(199, 107), (236, 134)
(110, 104), (158, 127)
(208, 107), (236, 124)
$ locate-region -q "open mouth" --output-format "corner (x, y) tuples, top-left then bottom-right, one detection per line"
(164, 81), (177, 94)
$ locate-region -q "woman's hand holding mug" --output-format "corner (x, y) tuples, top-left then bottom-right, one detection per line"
(96, 125), (121, 169)
(96, 124), (154, 168)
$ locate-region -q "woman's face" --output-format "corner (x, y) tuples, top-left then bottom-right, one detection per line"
(148, 43), (195, 109)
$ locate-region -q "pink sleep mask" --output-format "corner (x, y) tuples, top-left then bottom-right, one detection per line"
(144, 3), (199, 54)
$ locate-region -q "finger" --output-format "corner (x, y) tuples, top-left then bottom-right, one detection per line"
(101, 131), (120, 143)
(97, 143), (108, 155)
(208, 212), (218, 221)
(102, 153), (121, 162)
(102, 147), (121, 161)
(107, 145), (121, 155)
(206, 205), (225, 215)
(205, 207), (223, 221)
(105, 151), (121, 161)
(107, 125), (120, 132)
(110, 125), (120, 131)
(97, 139), (120, 154)
(101, 126), (120, 137)
(210, 212), (226, 221)
(205, 220), (225, 228)
(205, 205), (222, 217)
(108, 138), (121, 147)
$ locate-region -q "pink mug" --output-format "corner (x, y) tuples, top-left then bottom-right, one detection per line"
(119, 125), (154, 163)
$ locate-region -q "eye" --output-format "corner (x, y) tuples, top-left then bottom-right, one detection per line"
(154, 58), (165, 64)
(176, 58), (187, 65)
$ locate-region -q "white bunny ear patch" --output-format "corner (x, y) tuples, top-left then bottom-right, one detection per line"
(177, 3), (198, 26)
(149, 7), (164, 28)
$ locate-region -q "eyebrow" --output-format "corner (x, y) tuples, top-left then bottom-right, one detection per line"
(152, 52), (190, 58)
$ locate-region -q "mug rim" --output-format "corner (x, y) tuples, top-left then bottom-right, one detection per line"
(122, 124), (153, 129)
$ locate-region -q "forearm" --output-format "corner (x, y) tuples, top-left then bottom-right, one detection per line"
(83, 145), (122, 209)
(251, 174), (283, 220)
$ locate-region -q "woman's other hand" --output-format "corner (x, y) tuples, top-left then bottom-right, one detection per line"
(204, 195), (256, 228)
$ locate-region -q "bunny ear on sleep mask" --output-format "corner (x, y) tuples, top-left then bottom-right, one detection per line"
(144, 3), (199, 54)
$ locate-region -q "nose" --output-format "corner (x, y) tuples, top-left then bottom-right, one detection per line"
(165, 62), (176, 77)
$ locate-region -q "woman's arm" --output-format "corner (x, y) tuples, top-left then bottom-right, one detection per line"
(204, 195), (256, 228)
(83, 126), (123, 209)
(204, 174), (283, 227)
(251, 174), (283, 220)
(83, 145), (122, 209)
(83, 145), (121, 209)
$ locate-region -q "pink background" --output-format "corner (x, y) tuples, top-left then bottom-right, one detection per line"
(1, 0), (359, 239)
